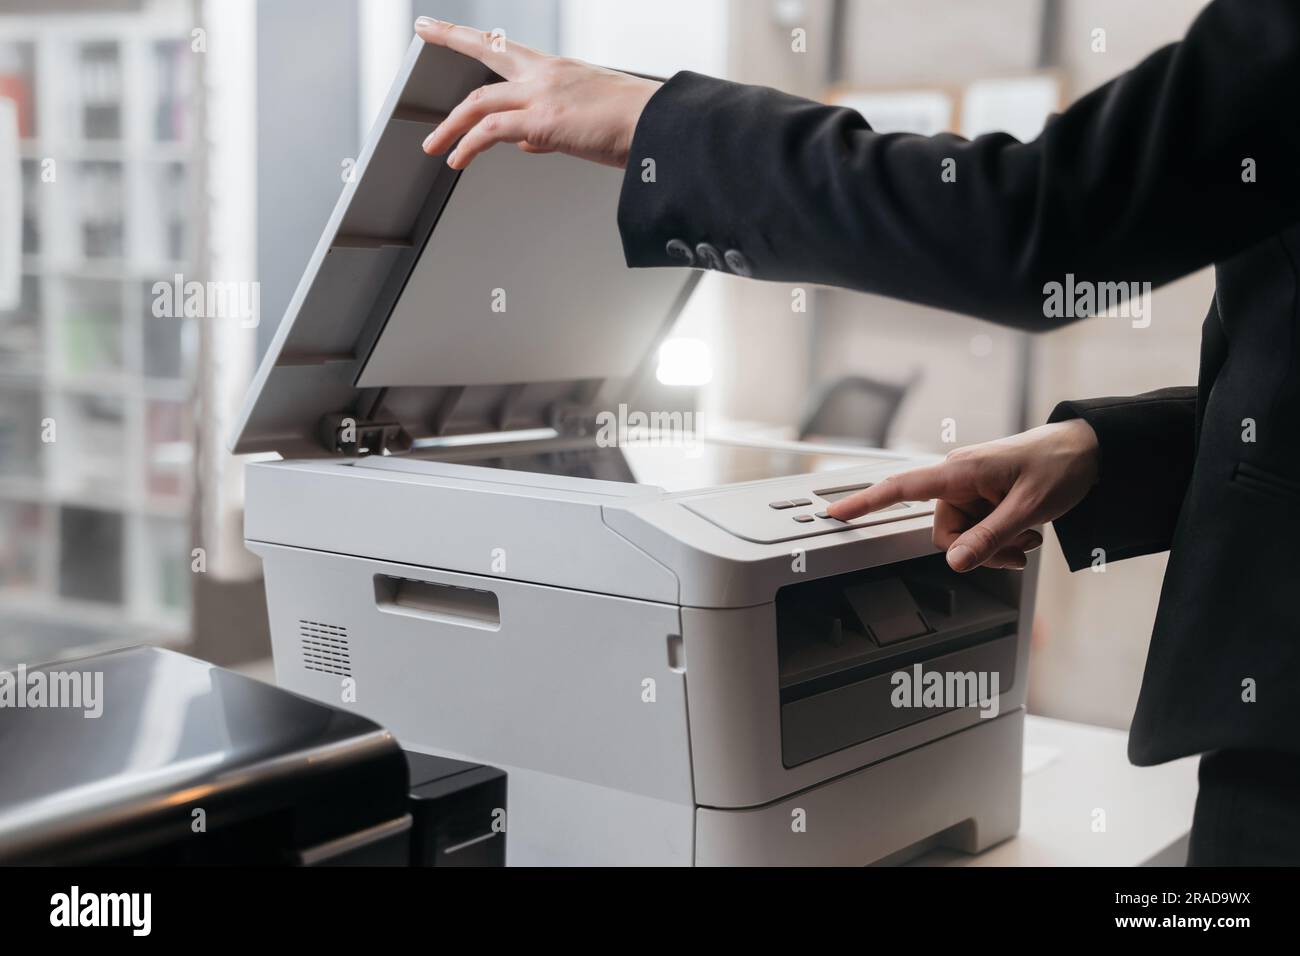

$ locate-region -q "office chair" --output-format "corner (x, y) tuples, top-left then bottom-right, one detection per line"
(798, 371), (920, 448)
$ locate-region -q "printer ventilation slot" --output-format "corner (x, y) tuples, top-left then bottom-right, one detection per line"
(299, 620), (353, 677)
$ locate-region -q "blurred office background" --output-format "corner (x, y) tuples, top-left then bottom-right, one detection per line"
(0, 0), (1211, 730)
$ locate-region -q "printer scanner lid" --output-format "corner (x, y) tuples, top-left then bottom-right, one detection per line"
(231, 38), (698, 459)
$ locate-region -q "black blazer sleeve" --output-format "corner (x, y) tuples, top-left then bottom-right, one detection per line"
(1046, 388), (1198, 571)
(618, 0), (1300, 330)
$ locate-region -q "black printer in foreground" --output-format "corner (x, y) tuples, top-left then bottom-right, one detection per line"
(0, 646), (504, 866)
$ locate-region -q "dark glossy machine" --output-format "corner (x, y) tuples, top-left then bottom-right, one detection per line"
(0, 647), (412, 865)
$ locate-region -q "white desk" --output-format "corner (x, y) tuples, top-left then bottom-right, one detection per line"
(917, 715), (1199, 866)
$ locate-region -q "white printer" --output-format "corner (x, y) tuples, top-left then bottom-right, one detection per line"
(232, 38), (1038, 866)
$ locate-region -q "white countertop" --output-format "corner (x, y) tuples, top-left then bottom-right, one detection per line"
(917, 714), (1199, 866)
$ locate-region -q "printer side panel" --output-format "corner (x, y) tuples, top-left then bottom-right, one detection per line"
(252, 542), (698, 865)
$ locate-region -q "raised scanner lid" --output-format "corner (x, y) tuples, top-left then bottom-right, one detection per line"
(231, 37), (697, 458)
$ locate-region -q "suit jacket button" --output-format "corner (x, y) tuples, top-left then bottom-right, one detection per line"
(696, 242), (724, 271)
(724, 249), (753, 277)
(665, 239), (696, 266)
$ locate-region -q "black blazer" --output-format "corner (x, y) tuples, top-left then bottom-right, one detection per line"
(615, 0), (1300, 765)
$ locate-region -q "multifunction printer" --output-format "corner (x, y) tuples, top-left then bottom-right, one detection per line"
(232, 38), (1037, 865)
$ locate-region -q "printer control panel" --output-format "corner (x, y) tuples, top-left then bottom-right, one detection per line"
(682, 481), (934, 544)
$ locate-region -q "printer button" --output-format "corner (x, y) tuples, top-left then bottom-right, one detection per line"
(769, 500), (796, 510)
(695, 242), (724, 271)
(724, 249), (753, 277)
(666, 239), (696, 267)
(793, 515), (816, 524)
(789, 498), (813, 507)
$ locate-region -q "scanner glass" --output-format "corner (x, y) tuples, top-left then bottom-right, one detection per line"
(450, 438), (898, 493)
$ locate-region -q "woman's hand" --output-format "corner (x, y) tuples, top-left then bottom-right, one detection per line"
(827, 420), (1102, 572)
(415, 17), (662, 170)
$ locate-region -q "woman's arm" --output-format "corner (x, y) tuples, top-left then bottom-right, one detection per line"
(417, 0), (1300, 329)
(1043, 388), (1198, 571)
(823, 389), (1198, 573)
